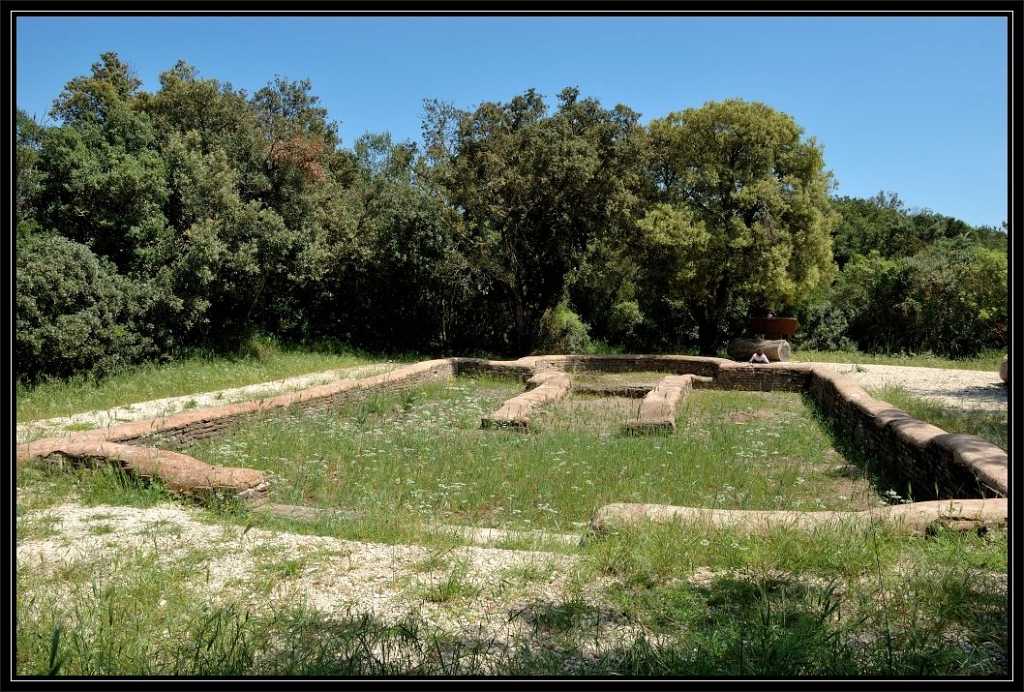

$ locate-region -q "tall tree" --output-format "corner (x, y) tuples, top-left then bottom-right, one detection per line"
(426, 87), (646, 353)
(641, 99), (838, 354)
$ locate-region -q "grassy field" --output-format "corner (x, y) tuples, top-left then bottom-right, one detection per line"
(16, 339), (392, 423)
(15, 452), (1007, 676)
(15, 370), (1007, 676)
(792, 348), (1005, 372)
(179, 377), (883, 534)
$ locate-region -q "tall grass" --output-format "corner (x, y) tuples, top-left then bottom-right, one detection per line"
(870, 385), (1008, 451)
(16, 374), (1007, 677)
(180, 377), (883, 536)
(16, 520), (1007, 676)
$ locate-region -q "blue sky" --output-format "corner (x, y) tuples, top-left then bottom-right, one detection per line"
(16, 16), (1008, 228)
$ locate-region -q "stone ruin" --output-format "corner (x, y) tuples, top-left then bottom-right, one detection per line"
(16, 354), (1008, 537)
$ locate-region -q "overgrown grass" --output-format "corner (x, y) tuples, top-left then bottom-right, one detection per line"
(792, 348), (1005, 372)
(179, 376), (882, 537)
(870, 385), (1008, 451)
(15, 518), (1006, 676)
(16, 337), (392, 423)
(15, 372), (1007, 677)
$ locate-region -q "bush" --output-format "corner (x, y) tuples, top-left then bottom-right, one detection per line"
(535, 302), (592, 354)
(899, 240), (1007, 356)
(825, 240), (1007, 358)
(16, 234), (163, 383)
(794, 302), (854, 351)
(608, 300), (645, 344)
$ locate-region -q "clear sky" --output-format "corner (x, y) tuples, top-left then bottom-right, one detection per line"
(15, 15), (1009, 228)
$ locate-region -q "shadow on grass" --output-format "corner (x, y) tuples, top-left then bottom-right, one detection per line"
(26, 570), (1006, 677)
(800, 393), (992, 503)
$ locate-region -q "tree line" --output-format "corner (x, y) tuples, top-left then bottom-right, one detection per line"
(15, 53), (1008, 383)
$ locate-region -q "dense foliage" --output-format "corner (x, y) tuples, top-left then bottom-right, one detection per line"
(15, 53), (1008, 383)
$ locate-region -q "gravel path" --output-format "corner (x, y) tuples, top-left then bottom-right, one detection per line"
(805, 362), (1007, 411)
(16, 362), (397, 444)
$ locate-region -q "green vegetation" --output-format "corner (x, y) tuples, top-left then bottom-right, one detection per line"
(870, 385), (1008, 451)
(15, 373), (1007, 676)
(634, 100), (837, 354)
(16, 53), (1006, 386)
(16, 337), (383, 423)
(13, 50), (1008, 678)
(16, 458), (1006, 676)
(178, 377), (883, 533)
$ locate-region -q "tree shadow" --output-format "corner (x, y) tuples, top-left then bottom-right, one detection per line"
(174, 568), (1006, 678)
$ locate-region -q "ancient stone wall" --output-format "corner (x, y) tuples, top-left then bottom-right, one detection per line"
(18, 359), (456, 461)
(480, 369), (572, 430)
(16, 354), (1007, 508)
(806, 368), (1007, 498)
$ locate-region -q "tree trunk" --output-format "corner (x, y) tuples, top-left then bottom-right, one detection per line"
(696, 314), (722, 356)
(727, 338), (792, 362)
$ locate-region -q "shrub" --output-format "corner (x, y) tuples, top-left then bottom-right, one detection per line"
(825, 240), (1007, 358)
(794, 302), (854, 352)
(536, 302), (592, 354)
(608, 300), (645, 344)
(16, 234), (163, 383)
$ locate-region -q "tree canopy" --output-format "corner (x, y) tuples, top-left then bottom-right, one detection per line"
(14, 53), (1008, 383)
(639, 99), (838, 353)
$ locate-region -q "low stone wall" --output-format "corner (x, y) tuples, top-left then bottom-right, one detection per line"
(572, 384), (652, 398)
(36, 440), (269, 503)
(624, 375), (701, 434)
(591, 498), (1008, 535)
(480, 370), (572, 430)
(806, 367), (1007, 498)
(522, 354), (725, 378)
(453, 358), (533, 381)
(714, 361), (814, 392)
(17, 359), (456, 460)
(16, 353), (1007, 511)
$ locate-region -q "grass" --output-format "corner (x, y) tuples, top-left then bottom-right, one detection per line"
(15, 517), (1006, 675)
(16, 336), (392, 423)
(870, 385), (1008, 451)
(15, 368), (1007, 676)
(178, 376), (884, 535)
(791, 348), (1005, 372)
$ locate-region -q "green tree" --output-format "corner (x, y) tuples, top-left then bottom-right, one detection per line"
(426, 87), (647, 353)
(830, 192), (1007, 266)
(641, 99), (838, 354)
(16, 234), (165, 382)
(37, 52), (171, 272)
(15, 110), (46, 237)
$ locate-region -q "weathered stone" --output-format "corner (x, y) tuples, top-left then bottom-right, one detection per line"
(15, 353), (1008, 516)
(481, 370), (571, 430)
(591, 499), (1007, 535)
(35, 441), (268, 500)
(624, 375), (695, 434)
(727, 338), (792, 362)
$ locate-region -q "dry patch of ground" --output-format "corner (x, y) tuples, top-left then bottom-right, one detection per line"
(16, 502), (641, 652)
(806, 363), (1006, 411)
